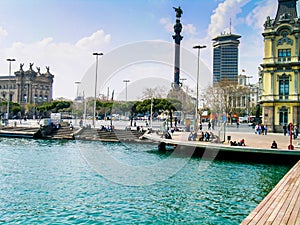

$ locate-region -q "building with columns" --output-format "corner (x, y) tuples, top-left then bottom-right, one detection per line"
(0, 63), (54, 106)
(260, 0), (300, 132)
(237, 74), (259, 113)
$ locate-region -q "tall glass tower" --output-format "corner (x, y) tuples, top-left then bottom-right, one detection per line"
(212, 33), (241, 85)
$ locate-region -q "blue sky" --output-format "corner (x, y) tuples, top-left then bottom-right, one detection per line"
(0, 0), (291, 99)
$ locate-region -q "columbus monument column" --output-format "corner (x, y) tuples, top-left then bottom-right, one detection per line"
(172, 6), (183, 90)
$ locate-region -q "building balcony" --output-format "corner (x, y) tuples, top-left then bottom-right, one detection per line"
(262, 56), (300, 65)
(260, 94), (299, 102)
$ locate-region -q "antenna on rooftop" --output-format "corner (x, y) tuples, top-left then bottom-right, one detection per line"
(230, 17), (232, 34)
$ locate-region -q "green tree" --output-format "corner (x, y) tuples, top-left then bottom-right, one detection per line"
(36, 100), (72, 117)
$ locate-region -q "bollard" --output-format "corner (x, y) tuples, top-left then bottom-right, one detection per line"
(288, 122), (294, 150)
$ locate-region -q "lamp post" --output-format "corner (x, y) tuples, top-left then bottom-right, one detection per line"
(74, 81), (81, 126)
(93, 52), (103, 128)
(245, 75), (253, 122)
(123, 80), (130, 102)
(6, 58), (16, 120)
(75, 81), (81, 100)
(193, 45), (206, 132)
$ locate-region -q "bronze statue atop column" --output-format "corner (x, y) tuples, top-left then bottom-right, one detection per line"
(172, 6), (183, 90)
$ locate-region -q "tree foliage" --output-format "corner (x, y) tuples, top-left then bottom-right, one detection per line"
(201, 80), (249, 122)
(36, 100), (72, 114)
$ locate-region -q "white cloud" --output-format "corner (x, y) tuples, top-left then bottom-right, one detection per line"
(76, 29), (111, 51)
(0, 26), (8, 37)
(207, 0), (251, 39)
(183, 24), (197, 35)
(160, 18), (173, 32)
(0, 29), (112, 99)
(246, 0), (277, 32)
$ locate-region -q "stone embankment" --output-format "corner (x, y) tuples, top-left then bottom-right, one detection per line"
(0, 125), (147, 142)
(75, 127), (147, 142)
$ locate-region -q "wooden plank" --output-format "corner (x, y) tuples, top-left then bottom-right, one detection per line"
(287, 184), (300, 225)
(254, 170), (297, 225)
(266, 174), (300, 224)
(242, 163), (298, 224)
(280, 177), (300, 224)
(241, 160), (300, 225)
(272, 177), (300, 225)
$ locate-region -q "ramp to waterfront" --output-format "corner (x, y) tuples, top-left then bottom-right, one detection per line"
(241, 160), (300, 225)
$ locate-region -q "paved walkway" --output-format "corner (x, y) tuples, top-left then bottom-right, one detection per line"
(171, 131), (300, 150)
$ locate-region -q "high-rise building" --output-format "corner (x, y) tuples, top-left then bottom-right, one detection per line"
(260, 0), (300, 132)
(212, 33), (241, 84)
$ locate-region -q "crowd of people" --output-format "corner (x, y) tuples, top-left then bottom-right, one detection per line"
(160, 119), (300, 150)
(253, 123), (268, 135)
(187, 130), (221, 143)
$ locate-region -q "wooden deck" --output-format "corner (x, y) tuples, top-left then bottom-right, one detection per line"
(241, 160), (300, 225)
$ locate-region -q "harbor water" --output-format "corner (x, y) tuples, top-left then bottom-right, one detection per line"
(0, 138), (291, 224)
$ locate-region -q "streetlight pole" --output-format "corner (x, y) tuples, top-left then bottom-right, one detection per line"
(75, 81), (81, 100)
(193, 45), (206, 132)
(74, 81), (81, 126)
(123, 80), (130, 102)
(6, 58), (16, 120)
(179, 77), (186, 104)
(93, 52), (103, 128)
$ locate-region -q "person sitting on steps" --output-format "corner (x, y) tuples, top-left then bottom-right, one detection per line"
(271, 140), (278, 149)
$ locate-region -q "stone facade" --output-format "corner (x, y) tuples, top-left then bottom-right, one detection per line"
(0, 63), (54, 105)
(260, 0), (300, 132)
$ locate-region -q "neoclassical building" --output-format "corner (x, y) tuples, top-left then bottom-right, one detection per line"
(0, 63), (54, 106)
(260, 0), (300, 132)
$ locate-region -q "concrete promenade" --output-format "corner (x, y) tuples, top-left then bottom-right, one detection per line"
(2, 119), (299, 150)
(171, 130), (299, 150)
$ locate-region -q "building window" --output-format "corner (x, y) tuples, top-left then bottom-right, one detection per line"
(23, 94), (27, 103)
(278, 49), (291, 62)
(39, 95), (43, 102)
(44, 95), (48, 102)
(279, 107), (288, 125)
(279, 78), (289, 99)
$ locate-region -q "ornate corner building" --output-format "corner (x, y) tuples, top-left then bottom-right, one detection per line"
(0, 63), (54, 106)
(260, 0), (300, 132)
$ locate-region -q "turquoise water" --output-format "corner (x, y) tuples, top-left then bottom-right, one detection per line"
(0, 138), (291, 224)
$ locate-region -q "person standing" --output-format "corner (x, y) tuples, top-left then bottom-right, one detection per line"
(264, 124), (268, 135)
(283, 124), (287, 136)
(261, 124), (265, 135)
(295, 125), (299, 138)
